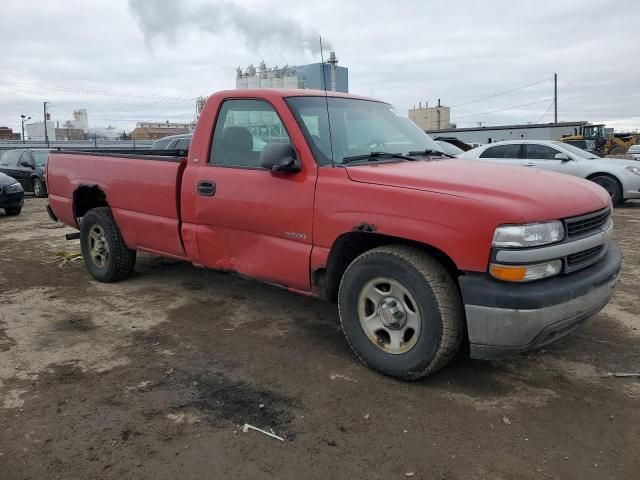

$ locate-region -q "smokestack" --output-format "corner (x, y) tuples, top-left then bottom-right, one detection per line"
(437, 98), (441, 107)
(328, 51), (338, 92)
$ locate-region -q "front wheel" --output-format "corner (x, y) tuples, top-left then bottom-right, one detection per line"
(80, 207), (136, 282)
(338, 245), (464, 380)
(33, 178), (47, 198)
(4, 207), (21, 216)
(590, 175), (622, 205)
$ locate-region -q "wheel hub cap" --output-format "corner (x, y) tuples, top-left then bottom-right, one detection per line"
(356, 277), (421, 355)
(88, 225), (109, 268)
(378, 297), (407, 329)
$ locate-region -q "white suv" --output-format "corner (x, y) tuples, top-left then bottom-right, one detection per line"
(460, 140), (640, 205)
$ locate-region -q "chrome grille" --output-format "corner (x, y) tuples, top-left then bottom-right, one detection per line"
(565, 208), (610, 238)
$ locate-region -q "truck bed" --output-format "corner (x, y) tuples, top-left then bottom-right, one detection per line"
(47, 150), (189, 259)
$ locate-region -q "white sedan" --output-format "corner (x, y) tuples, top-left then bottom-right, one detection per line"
(459, 140), (640, 205)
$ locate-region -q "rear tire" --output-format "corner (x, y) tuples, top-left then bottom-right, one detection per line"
(338, 245), (464, 380)
(80, 207), (136, 282)
(33, 178), (47, 198)
(4, 207), (21, 216)
(590, 175), (622, 205)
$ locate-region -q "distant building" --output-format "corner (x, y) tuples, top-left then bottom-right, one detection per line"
(409, 101), (451, 131)
(427, 121), (590, 144)
(67, 109), (89, 131)
(25, 121), (57, 141)
(235, 52), (348, 93)
(0, 127), (20, 140)
(54, 127), (85, 140)
(129, 121), (191, 140)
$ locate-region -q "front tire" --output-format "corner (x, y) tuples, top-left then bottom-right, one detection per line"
(4, 207), (21, 216)
(590, 175), (622, 205)
(338, 245), (464, 380)
(33, 178), (47, 198)
(80, 207), (136, 282)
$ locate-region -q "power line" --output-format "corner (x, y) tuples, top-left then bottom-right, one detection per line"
(0, 79), (197, 102)
(535, 99), (555, 123)
(455, 98), (554, 120)
(450, 76), (554, 109)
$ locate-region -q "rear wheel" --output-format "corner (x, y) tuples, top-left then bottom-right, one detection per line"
(4, 207), (21, 216)
(338, 245), (464, 380)
(33, 178), (47, 198)
(590, 175), (622, 205)
(80, 207), (136, 282)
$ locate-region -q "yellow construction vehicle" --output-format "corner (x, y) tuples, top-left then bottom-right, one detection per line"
(561, 124), (639, 156)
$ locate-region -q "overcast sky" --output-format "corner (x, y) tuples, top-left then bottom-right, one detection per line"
(1, 0), (639, 134)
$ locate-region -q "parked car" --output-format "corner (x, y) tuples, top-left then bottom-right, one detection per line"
(0, 172), (25, 216)
(627, 144), (640, 160)
(459, 140), (640, 205)
(47, 89), (620, 380)
(0, 148), (50, 197)
(151, 133), (192, 150)
(435, 140), (464, 157)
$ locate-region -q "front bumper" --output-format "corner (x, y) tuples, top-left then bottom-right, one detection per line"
(0, 192), (25, 209)
(459, 241), (621, 360)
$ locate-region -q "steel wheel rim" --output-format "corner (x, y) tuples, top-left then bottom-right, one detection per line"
(357, 276), (421, 354)
(88, 225), (109, 268)
(33, 181), (40, 196)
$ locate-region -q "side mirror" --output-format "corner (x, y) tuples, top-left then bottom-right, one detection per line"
(555, 153), (571, 161)
(259, 143), (301, 173)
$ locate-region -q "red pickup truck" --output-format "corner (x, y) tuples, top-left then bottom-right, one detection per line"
(46, 89), (621, 380)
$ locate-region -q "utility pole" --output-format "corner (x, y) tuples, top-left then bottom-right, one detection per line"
(43, 102), (50, 146)
(554, 73), (558, 124)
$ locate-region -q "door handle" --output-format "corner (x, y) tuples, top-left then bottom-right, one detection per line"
(523, 162), (536, 167)
(197, 180), (216, 196)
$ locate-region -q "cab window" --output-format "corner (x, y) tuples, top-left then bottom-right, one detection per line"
(210, 99), (291, 168)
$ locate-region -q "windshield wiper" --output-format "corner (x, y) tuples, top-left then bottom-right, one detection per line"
(406, 149), (455, 158)
(341, 151), (417, 164)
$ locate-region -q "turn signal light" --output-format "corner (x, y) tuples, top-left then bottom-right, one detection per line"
(489, 264), (527, 282)
(489, 260), (562, 282)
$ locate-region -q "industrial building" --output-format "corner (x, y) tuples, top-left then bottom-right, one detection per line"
(0, 127), (20, 140)
(409, 101), (452, 130)
(129, 121), (191, 140)
(427, 121), (591, 144)
(235, 52), (348, 92)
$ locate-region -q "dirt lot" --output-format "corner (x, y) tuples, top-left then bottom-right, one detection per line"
(0, 197), (638, 479)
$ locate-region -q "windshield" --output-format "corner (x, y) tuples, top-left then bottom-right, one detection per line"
(436, 141), (464, 156)
(33, 151), (49, 166)
(286, 97), (444, 165)
(553, 141), (600, 159)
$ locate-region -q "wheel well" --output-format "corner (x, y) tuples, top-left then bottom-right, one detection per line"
(315, 232), (461, 302)
(586, 172), (623, 195)
(73, 185), (108, 219)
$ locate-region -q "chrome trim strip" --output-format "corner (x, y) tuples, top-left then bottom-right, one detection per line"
(496, 219), (613, 263)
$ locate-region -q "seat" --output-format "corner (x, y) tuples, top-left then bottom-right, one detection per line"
(217, 126), (260, 167)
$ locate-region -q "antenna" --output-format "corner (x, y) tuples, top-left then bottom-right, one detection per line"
(319, 36), (335, 166)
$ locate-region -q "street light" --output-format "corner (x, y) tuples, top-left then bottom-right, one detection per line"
(20, 114), (31, 143)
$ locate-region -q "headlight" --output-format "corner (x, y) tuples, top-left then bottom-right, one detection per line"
(492, 221), (564, 248)
(626, 165), (640, 176)
(4, 182), (23, 194)
(490, 260), (562, 282)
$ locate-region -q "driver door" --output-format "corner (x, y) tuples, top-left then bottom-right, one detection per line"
(184, 99), (317, 290)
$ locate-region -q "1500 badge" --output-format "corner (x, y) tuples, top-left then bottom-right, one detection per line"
(284, 231), (306, 240)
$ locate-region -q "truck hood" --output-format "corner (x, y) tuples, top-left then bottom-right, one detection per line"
(345, 159), (610, 222)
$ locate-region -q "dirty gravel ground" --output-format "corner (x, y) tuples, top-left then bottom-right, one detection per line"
(0, 197), (638, 480)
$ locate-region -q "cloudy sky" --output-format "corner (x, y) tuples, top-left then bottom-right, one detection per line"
(1, 0), (639, 134)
